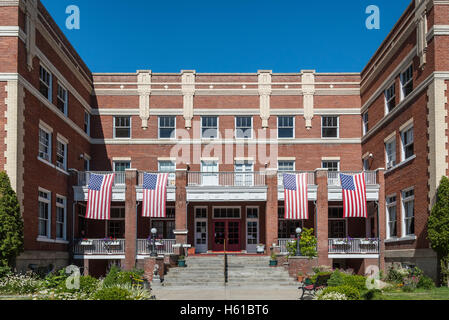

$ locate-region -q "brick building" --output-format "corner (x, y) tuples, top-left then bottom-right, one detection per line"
(0, 0), (447, 280)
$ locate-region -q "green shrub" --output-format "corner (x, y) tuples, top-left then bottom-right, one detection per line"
(310, 271), (333, 284)
(386, 266), (408, 283)
(362, 289), (384, 300)
(318, 285), (360, 300)
(342, 274), (367, 291)
(327, 270), (345, 287)
(57, 275), (100, 294)
(103, 265), (144, 287)
(417, 275), (435, 290)
(93, 286), (133, 300)
(42, 269), (68, 289)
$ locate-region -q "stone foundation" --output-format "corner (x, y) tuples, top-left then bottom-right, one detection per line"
(15, 250), (69, 273)
(385, 248), (438, 282)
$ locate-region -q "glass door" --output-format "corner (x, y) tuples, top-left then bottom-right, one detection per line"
(201, 161), (219, 186)
(194, 207), (208, 253)
(246, 207), (259, 253)
(213, 221), (225, 251)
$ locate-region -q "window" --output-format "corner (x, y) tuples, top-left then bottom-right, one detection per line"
(150, 207), (176, 239)
(39, 65), (52, 101)
(362, 112), (369, 135)
(38, 189), (51, 238)
(386, 195), (397, 239)
(39, 127), (52, 162)
(278, 207), (301, 238)
(247, 207), (259, 219)
(235, 116), (252, 139)
(108, 221), (123, 238)
(328, 207), (346, 238)
(385, 83), (396, 114)
(158, 160), (176, 186)
(56, 139), (67, 170)
(363, 158), (370, 171)
(322, 161), (339, 172)
(159, 116), (175, 139)
(56, 84), (68, 115)
(201, 116), (218, 139)
(402, 188), (415, 236)
(278, 160), (295, 186)
(111, 207), (125, 219)
(322, 116), (339, 138)
(385, 138), (396, 169)
(56, 196), (66, 240)
(401, 65), (413, 99)
(114, 116), (131, 139)
(401, 126), (414, 161)
(113, 161), (130, 172)
(84, 112), (90, 136)
(278, 116), (294, 138)
(213, 208), (240, 219)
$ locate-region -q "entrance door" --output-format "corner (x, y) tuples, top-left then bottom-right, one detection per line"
(194, 207), (208, 253)
(213, 220), (240, 252)
(246, 207), (259, 253)
(201, 161), (218, 186)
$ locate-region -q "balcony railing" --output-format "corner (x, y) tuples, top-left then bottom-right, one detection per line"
(187, 172), (266, 187)
(278, 238), (295, 254)
(77, 171), (126, 187)
(277, 171), (315, 186)
(137, 239), (176, 255)
(328, 238), (379, 254)
(327, 171), (377, 187)
(73, 239), (125, 255)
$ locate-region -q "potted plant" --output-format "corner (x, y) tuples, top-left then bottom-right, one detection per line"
(178, 255), (186, 267)
(297, 271), (305, 283)
(269, 252), (278, 266)
(256, 244), (265, 254)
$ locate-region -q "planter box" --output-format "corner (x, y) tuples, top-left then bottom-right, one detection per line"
(178, 260), (186, 267)
(360, 240), (375, 245)
(269, 260), (278, 267)
(103, 241), (120, 246)
(333, 240), (347, 245)
(80, 240), (93, 246)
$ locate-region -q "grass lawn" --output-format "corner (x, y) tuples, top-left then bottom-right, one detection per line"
(381, 287), (449, 300)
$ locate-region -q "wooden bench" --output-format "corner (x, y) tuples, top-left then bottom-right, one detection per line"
(298, 274), (331, 300)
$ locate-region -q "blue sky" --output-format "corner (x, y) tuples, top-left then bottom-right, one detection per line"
(40, 0), (411, 73)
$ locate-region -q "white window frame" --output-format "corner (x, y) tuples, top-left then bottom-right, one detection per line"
(384, 83), (396, 114)
(328, 206), (348, 238)
(201, 116), (219, 139)
(362, 112), (369, 135)
(400, 124), (414, 162)
(385, 137), (396, 169)
(158, 116), (176, 139)
(113, 161), (131, 172)
(246, 206), (259, 252)
(235, 116), (253, 139)
(38, 125), (52, 163)
(322, 160), (340, 172)
(401, 187), (415, 237)
(400, 64), (413, 100)
(386, 194), (397, 240)
(38, 188), (51, 239)
(39, 65), (52, 102)
(277, 116), (295, 139)
(56, 138), (67, 171)
(321, 116), (339, 139)
(84, 111), (90, 136)
(158, 160), (176, 186)
(55, 195), (67, 240)
(194, 206), (208, 253)
(56, 83), (68, 116)
(113, 116), (132, 139)
(278, 160), (295, 186)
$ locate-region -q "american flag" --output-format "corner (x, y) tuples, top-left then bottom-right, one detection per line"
(86, 173), (115, 220)
(142, 173), (169, 218)
(340, 173), (367, 218)
(283, 173), (309, 220)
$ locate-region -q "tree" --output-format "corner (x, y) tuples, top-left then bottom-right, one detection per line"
(286, 227), (317, 260)
(0, 172), (24, 275)
(428, 176), (449, 286)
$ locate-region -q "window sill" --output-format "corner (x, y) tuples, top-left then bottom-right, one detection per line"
(385, 155), (416, 175)
(37, 156), (55, 168)
(55, 166), (69, 176)
(384, 235), (417, 243)
(36, 237), (69, 244)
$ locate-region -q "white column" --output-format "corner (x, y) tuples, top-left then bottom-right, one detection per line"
(258, 70), (272, 129)
(137, 70), (151, 129)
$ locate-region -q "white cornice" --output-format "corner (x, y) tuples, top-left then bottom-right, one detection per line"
(0, 0), (20, 6)
(0, 26), (26, 41)
(427, 25), (449, 41)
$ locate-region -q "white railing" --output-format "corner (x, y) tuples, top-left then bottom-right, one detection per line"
(77, 171), (126, 187)
(328, 238), (380, 254)
(278, 238), (296, 254)
(137, 171), (176, 187)
(327, 171), (377, 187)
(277, 171), (315, 186)
(137, 239), (176, 255)
(73, 239), (125, 255)
(187, 172), (266, 187)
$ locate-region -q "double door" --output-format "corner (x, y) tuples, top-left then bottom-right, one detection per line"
(213, 220), (240, 252)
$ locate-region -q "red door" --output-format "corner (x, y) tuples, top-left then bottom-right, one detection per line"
(213, 220), (240, 252)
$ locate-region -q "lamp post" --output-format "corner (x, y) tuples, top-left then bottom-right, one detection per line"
(295, 227), (302, 256)
(150, 228), (157, 257)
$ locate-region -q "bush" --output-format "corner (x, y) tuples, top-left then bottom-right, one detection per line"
(343, 274), (367, 291)
(0, 272), (42, 294)
(93, 286), (133, 300)
(318, 285), (360, 300)
(57, 275), (100, 294)
(327, 270), (345, 287)
(315, 290), (348, 300)
(362, 289), (384, 300)
(386, 266), (409, 283)
(42, 269), (68, 289)
(417, 275), (435, 290)
(103, 265), (144, 288)
(310, 271), (333, 284)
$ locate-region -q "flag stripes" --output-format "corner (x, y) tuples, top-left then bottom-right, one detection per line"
(283, 173), (309, 220)
(86, 173), (115, 220)
(340, 173), (367, 218)
(142, 173), (169, 218)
